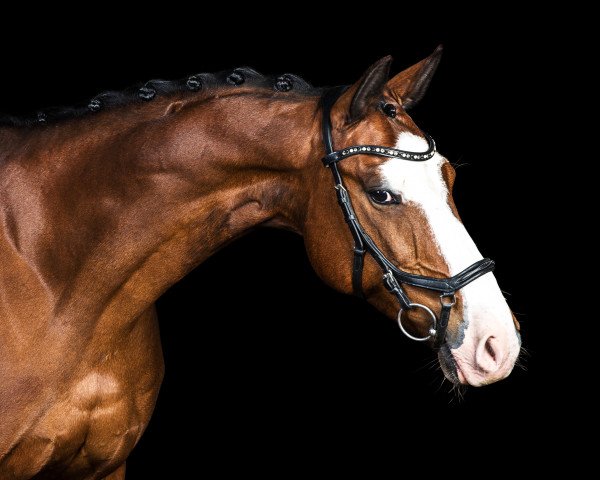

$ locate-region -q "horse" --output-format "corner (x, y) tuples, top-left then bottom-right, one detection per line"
(0, 47), (521, 479)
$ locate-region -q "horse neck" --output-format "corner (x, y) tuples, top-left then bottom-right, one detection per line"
(0, 91), (322, 324)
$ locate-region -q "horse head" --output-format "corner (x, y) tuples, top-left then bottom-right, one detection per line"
(302, 48), (521, 386)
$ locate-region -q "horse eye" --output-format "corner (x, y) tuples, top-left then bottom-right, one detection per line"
(382, 103), (397, 118)
(369, 190), (399, 205)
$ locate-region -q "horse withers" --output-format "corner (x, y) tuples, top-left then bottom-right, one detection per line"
(0, 48), (520, 479)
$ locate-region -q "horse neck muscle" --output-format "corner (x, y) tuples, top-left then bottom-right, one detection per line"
(0, 91), (321, 328)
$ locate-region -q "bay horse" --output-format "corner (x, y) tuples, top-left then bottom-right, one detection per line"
(0, 47), (520, 479)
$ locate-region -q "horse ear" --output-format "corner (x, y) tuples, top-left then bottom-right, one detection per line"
(387, 45), (443, 110)
(338, 56), (392, 123)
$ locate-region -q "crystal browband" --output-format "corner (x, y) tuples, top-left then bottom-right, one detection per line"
(322, 133), (436, 167)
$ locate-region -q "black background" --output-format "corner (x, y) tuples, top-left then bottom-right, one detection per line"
(0, 10), (563, 474)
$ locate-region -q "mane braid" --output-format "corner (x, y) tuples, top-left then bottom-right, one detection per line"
(0, 67), (317, 127)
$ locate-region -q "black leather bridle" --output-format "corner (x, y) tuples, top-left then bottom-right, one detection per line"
(321, 86), (495, 347)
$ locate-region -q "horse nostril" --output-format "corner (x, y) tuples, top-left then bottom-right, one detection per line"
(485, 337), (496, 363)
(476, 335), (503, 373)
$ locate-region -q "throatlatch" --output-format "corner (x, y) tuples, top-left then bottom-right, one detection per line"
(320, 86), (495, 347)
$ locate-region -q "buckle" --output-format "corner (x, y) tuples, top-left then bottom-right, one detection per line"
(440, 293), (456, 307)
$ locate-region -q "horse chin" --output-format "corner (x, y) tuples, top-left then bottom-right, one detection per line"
(438, 344), (467, 385)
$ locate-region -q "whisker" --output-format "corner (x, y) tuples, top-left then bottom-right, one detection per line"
(514, 345), (530, 371)
(435, 375), (447, 394)
(451, 157), (470, 169)
(414, 357), (439, 373)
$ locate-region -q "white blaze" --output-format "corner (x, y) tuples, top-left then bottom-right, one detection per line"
(380, 132), (519, 383)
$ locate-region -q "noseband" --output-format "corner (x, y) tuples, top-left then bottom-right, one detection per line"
(321, 86), (495, 347)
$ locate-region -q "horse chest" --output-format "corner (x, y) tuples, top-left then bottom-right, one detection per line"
(0, 371), (144, 479)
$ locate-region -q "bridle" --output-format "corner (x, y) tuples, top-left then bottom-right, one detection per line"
(321, 86), (495, 348)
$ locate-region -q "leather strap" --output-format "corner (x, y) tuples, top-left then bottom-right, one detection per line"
(323, 87), (367, 298)
(321, 86), (347, 154)
(352, 248), (366, 298)
(434, 305), (452, 349)
(322, 135), (436, 167)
